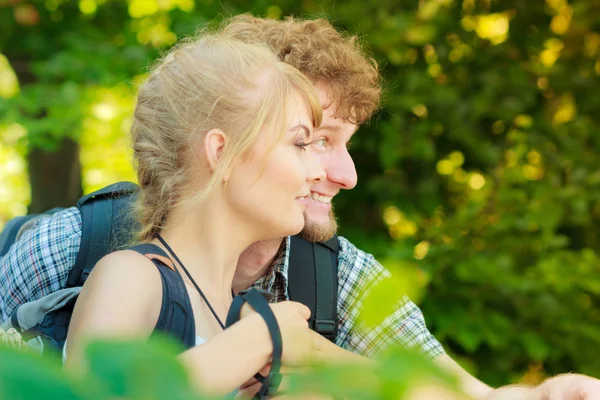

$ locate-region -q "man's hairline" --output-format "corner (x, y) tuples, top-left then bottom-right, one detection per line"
(309, 80), (362, 135)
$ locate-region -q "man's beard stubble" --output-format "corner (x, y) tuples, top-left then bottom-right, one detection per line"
(299, 209), (338, 243)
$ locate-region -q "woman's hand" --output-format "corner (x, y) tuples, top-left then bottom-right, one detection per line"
(241, 300), (318, 365)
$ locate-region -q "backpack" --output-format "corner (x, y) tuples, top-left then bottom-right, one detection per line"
(0, 182), (339, 354)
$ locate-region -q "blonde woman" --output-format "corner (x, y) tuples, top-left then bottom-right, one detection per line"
(64, 34), (328, 396)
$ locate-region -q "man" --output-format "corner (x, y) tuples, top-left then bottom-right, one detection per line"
(1, 14), (598, 400)
(219, 14), (600, 399)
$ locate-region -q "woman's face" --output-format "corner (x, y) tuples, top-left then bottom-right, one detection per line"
(225, 91), (325, 241)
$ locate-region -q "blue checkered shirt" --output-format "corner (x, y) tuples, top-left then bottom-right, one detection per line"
(252, 236), (444, 359)
(0, 207), (444, 358)
(0, 207), (82, 321)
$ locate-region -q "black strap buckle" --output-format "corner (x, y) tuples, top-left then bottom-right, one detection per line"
(314, 319), (337, 340)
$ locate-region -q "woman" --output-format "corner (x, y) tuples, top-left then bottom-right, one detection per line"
(64, 33), (327, 396)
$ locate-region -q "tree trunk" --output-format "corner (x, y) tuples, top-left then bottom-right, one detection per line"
(10, 57), (83, 214)
(27, 138), (83, 213)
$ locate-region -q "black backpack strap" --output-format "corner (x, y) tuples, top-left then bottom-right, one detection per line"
(129, 243), (196, 351)
(287, 235), (339, 341)
(226, 288), (283, 398)
(67, 181), (139, 287)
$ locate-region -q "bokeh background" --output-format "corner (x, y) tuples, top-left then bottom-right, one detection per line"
(1, 0), (600, 388)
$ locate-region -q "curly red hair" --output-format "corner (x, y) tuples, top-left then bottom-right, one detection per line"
(219, 14), (381, 125)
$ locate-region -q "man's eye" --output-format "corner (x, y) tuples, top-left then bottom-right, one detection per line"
(346, 141), (353, 150)
(312, 138), (328, 148)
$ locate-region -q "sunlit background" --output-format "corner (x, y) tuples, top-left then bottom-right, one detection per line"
(2, 0), (600, 388)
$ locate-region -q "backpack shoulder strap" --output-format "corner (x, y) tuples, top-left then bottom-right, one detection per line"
(287, 235), (339, 341)
(67, 181), (139, 287)
(129, 243), (196, 351)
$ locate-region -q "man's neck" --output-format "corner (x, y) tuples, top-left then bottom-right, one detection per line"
(233, 238), (284, 293)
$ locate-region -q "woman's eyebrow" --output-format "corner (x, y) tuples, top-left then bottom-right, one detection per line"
(288, 123), (311, 139)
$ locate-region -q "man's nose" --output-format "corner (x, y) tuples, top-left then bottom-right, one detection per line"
(326, 148), (357, 190)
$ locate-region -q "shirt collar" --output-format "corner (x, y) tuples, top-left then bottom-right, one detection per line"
(257, 236), (290, 294)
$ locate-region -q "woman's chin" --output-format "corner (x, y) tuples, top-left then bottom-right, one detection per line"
(272, 215), (306, 239)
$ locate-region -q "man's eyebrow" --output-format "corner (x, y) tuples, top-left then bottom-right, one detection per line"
(289, 123), (311, 139)
(318, 124), (359, 135)
(317, 124), (342, 133)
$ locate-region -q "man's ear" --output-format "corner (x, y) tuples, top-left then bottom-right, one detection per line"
(204, 128), (228, 179)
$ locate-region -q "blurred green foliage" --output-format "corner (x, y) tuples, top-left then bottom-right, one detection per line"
(0, 338), (206, 400)
(1, 0), (600, 389)
(0, 338), (457, 400)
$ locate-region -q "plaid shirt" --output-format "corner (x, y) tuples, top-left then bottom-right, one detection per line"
(253, 236), (444, 359)
(0, 207), (82, 321)
(1, 207), (444, 359)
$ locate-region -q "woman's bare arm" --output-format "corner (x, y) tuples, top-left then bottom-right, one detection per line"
(64, 250), (275, 396)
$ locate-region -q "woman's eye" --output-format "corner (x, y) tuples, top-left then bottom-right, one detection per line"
(295, 142), (310, 151)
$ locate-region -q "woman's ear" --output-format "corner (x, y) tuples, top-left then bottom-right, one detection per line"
(204, 128), (228, 178)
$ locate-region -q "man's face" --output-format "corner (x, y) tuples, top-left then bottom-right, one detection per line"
(300, 85), (359, 243)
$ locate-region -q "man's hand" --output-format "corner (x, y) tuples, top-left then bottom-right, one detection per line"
(531, 374), (600, 400)
(435, 354), (600, 400)
(484, 374), (600, 400)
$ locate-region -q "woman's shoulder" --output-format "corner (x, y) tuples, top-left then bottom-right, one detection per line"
(92, 248), (163, 282)
(81, 248), (164, 311)
(69, 248), (165, 334)
(65, 248), (166, 367)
